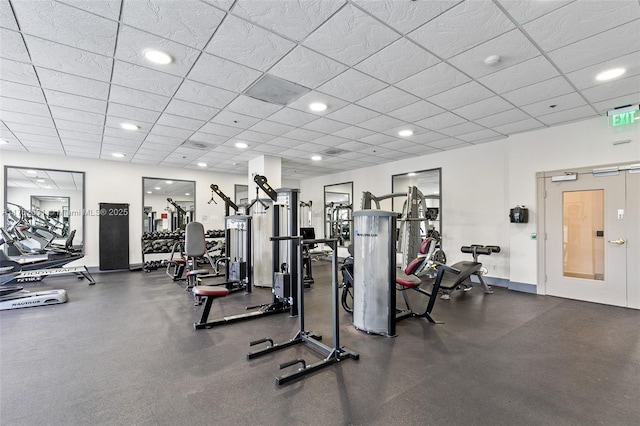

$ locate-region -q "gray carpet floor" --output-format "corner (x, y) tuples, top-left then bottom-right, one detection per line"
(1, 262), (639, 425)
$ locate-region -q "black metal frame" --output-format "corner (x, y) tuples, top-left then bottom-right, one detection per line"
(247, 237), (359, 385)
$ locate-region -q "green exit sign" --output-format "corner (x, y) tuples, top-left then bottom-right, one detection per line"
(608, 104), (639, 128)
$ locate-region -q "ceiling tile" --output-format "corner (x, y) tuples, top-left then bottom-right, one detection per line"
(523, 1), (639, 52)
(174, 80), (237, 109)
(479, 55), (560, 94)
(146, 134), (186, 147)
(156, 113), (205, 131)
(187, 53), (262, 92)
(36, 68), (110, 100)
(149, 124), (193, 140)
(592, 93), (640, 114)
(1, 111), (54, 127)
(535, 105), (598, 126)
(104, 126), (146, 141)
(353, 0), (460, 34)
(355, 38), (440, 84)
(248, 120), (296, 136)
(287, 91), (349, 117)
(396, 62), (470, 98)
(55, 118), (103, 135)
(10, 122), (58, 136)
(232, 0), (345, 42)
(501, 76), (575, 107)
(234, 129), (277, 143)
(379, 139), (419, 151)
(401, 143), (441, 155)
(50, 105), (104, 126)
(356, 86), (420, 114)
(311, 133), (351, 147)
(0, 0), (19, 30)
(415, 111), (466, 131)
(225, 95), (282, 119)
(0, 28), (31, 62)
(0, 97), (50, 117)
(325, 104), (380, 125)
(206, 15), (295, 71)
(438, 121), (484, 137)
(57, 129), (102, 142)
(474, 108), (531, 128)
(280, 128), (322, 142)
(0, 58), (39, 86)
(496, 0), (573, 25)
(357, 114), (405, 132)
(12, 0), (117, 55)
(317, 69), (387, 102)
(111, 61), (183, 97)
(0, 80), (46, 103)
(115, 26), (201, 77)
(403, 131), (447, 144)
(107, 104), (161, 124)
(520, 92), (587, 117)
(265, 107), (318, 127)
(44, 90), (107, 114)
(57, 0), (122, 20)
(304, 3), (399, 66)
(269, 46), (348, 90)
(428, 81), (495, 110)
(547, 20), (640, 73)
(357, 132), (396, 145)
(200, 122), (245, 137)
(427, 138), (470, 150)
(581, 75), (640, 104)
(457, 128), (502, 143)
(121, 0), (224, 49)
(109, 85), (171, 112)
(332, 126), (375, 140)
(387, 100), (445, 123)
(448, 29), (541, 79)
(210, 110), (262, 129)
(565, 51), (640, 91)
(24, 35), (112, 81)
(409, 1), (515, 59)
(453, 96), (514, 121)
(164, 98), (218, 121)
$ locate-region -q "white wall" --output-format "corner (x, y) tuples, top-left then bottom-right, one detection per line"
(1, 151), (299, 268)
(300, 116), (640, 291)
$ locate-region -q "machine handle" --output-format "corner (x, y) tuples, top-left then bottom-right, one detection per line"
(607, 238), (626, 245)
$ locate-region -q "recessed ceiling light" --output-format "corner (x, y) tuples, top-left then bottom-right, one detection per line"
(120, 123), (139, 131)
(146, 191), (152, 194)
(144, 49), (173, 65)
(235, 142), (248, 148)
(112, 152), (126, 158)
(407, 172), (416, 177)
(27, 170), (37, 174)
(36, 179), (46, 183)
(309, 102), (327, 112)
(165, 180), (173, 184)
(197, 162), (207, 167)
(311, 155), (322, 161)
(398, 129), (414, 137)
(185, 193), (190, 196)
(596, 68), (626, 81)
(0, 139), (8, 144)
(44, 185), (51, 189)
(155, 186), (161, 190)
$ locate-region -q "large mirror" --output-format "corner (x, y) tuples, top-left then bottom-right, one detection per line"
(4, 166), (85, 253)
(142, 177), (195, 233)
(324, 182), (353, 246)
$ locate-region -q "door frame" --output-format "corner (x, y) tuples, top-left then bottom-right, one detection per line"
(536, 161), (639, 297)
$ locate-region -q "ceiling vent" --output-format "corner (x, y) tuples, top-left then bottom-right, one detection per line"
(244, 74), (310, 106)
(323, 148), (349, 156)
(181, 140), (211, 150)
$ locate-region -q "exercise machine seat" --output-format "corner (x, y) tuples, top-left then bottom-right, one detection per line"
(185, 222), (206, 257)
(192, 285), (229, 298)
(186, 269), (209, 277)
(404, 238), (435, 276)
(396, 269), (421, 288)
(437, 261), (483, 290)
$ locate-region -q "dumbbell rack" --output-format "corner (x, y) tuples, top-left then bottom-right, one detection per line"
(141, 230), (225, 271)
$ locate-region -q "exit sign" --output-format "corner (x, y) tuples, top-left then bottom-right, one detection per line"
(607, 104), (639, 128)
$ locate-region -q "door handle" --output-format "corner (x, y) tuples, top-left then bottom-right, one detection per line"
(607, 238), (626, 245)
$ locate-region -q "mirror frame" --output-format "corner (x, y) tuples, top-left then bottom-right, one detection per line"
(142, 176), (196, 233)
(4, 165), (85, 248)
(323, 181), (353, 246)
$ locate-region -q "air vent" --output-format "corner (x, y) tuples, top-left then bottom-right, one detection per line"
(323, 148), (349, 156)
(244, 74), (310, 106)
(181, 140), (210, 150)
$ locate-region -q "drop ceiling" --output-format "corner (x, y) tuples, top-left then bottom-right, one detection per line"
(1, 0), (638, 179)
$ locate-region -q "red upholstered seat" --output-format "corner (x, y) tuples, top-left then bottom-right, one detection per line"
(192, 286), (229, 297)
(396, 269), (421, 288)
(171, 258), (186, 264)
(186, 269), (209, 277)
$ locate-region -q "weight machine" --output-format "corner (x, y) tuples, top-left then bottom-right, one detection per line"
(166, 198), (188, 231)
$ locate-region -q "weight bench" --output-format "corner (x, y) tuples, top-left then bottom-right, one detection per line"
(440, 245), (501, 299)
(192, 285), (229, 329)
(396, 261), (483, 323)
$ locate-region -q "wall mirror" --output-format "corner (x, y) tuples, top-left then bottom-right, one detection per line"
(324, 182), (353, 246)
(4, 166), (85, 252)
(392, 168), (442, 254)
(142, 177), (195, 232)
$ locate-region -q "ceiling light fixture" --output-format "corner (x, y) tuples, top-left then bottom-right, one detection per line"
(197, 162), (207, 167)
(309, 102), (327, 112)
(36, 179), (46, 183)
(185, 193), (190, 196)
(27, 170), (37, 174)
(596, 68), (626, 81)
(155, 186), (161, 190)
(146, 191), (152, 194)
(112, 152), (126, 158)
(407, 172), (416, 177)
(484, 55), (501, 66)
(311, 155), (322, 161)
(165, 180), (173, 184)
(398, 129), (414, 137)
(235, 142), (248, 148)
(0, 139), (8, 144)
(144, 49), (173, 65)
(120, 123), (139, 131)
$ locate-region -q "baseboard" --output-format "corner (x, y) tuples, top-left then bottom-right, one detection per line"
(476, 276), (537, 294)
